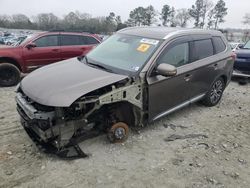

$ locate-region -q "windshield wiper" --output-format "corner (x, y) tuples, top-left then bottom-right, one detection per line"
(84, 56), (113, 73)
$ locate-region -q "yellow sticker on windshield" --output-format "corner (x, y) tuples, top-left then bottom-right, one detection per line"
(137, 43), (150, 52)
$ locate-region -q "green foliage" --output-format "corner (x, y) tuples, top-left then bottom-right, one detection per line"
(213, 0), (227, 29)
(175, 9), (191, 28)
(0, 11), (124, 34)
(144, 5), (157, 26)
(189, 0), (204, 28)
(126, 5), (157, 26)
(189, 0), (214, 28)
(242, 13), (250, 26)
(161, 5), (171, 26)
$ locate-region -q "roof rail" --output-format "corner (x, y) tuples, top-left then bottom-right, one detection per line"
(48, 29), (65, 32)
(48, 29), (93, 34)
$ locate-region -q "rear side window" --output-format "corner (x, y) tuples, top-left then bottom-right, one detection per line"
(84, 36), (99, 45)
(213, 37), (226, 53)
(61, 35), (99, 46)
(61, 35), (81, 46)
(194, 39), (213, 60)
(34, 35), (58, 47)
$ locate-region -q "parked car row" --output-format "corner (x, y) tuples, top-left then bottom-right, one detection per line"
(230, 40), (250, 83)
(0, 31), (101, 86)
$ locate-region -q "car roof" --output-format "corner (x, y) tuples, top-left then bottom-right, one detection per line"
(118, 26), (222, 40)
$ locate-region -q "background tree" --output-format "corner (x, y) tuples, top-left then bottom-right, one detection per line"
(63, 12), (80, 30)
(11, 14), (33, 29)
(200, 0), (213, 28)
(105, 12), (117, 33)
(213, 0), (227, 29)
(115, 15), (127, 31)
(161, 4), (172, 26)
(175, 9), (190, 28)
(207, 9), (216, 29)
(126, 7), (146, 26)
(34, 13), (60, 30)
(143, 5), (157, 26)
(0, 15), (11, 28)
(243, 13), (250, 27)
(169, 7), (177, 27)
(189, 0), (204, 28)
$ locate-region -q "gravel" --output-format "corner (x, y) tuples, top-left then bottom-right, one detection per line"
(0, 81), (250, 188)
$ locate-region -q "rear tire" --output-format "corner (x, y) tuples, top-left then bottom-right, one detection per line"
(0, 63), (21, 87)
(202, 77), (225, 107)
(238, 78), (248, 85)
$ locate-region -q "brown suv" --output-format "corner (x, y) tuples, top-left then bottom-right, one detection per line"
(16, 27), (234, 158)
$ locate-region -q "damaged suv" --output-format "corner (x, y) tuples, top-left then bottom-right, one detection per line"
(16, 27), (234, 158)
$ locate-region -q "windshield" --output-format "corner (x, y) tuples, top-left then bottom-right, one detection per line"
(13, 36), (27, 46)
(18, 34), (36, 46)
(243, 40), (250, 49)
(86, 34), (161, 75)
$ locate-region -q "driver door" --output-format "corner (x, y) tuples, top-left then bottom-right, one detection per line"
(147, 37), (195, 121)
(22, 35), (61, 71)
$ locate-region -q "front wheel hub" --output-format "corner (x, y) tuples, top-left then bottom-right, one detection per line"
(114, 127), (126, 139)
(108, 122), (129, 143)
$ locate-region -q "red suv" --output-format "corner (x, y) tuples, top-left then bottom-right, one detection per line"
(0, 31), (101, 86)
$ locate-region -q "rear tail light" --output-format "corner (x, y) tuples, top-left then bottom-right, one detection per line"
(231, 52), (236, 61)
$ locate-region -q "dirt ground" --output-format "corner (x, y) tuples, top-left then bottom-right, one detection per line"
(0, 81), (249, 188)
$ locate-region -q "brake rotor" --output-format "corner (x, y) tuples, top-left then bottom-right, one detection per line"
(108, 122), (129, 143)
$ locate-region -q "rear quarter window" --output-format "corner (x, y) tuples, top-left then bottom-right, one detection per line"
(194, 39), (214, 60)
(213, 36), (226, 53)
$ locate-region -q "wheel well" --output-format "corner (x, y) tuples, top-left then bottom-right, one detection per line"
(0, 57), (21, 71)
(220, 75), (227, 84)
(102, 102), (136, 127)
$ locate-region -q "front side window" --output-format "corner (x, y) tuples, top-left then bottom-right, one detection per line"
(86, 34), (161, 74)
(157, 43), (189, 67)
(194, 39), (213, 60)
(34, 35), (58, 47)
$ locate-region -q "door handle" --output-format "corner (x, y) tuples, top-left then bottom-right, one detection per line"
(213, 63), (218, 70)
(184, 74), (192, 82)
(52, 49), (59, 52)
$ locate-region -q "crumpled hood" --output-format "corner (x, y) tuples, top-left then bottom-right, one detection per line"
(20, 58), (128, 107)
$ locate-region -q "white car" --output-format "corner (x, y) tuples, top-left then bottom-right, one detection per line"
(229, 42), (243, 52)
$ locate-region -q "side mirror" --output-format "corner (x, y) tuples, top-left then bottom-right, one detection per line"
(156, 64), (177, 77)
(238, 44), (244, 49)
(26, 43), (36, 49)
(77, 55), (85, 61)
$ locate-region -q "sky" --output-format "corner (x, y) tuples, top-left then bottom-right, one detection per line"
(0, 0), (249, 29)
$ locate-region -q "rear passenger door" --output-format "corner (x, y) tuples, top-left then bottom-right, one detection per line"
(60, 34), (85, 60)
(60, 34), (99, 60)
(188, 36), (226, 97)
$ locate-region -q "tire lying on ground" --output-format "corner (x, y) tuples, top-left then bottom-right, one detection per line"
(0, 63), (21, 87)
